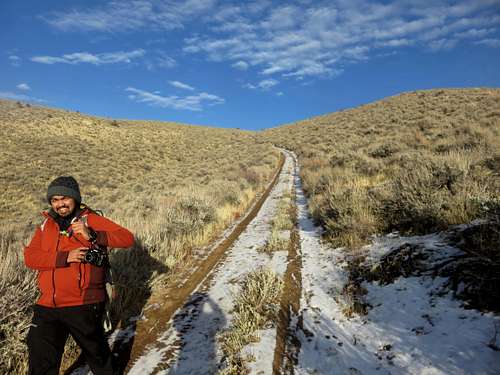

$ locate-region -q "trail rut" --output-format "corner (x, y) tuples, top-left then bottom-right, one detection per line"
(126, 152), (294, 374)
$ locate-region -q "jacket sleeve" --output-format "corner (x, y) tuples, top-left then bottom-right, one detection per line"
(89, 215), (135, 249)
(24, 227), (69, 271)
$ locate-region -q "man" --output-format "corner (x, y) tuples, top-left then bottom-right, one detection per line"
(24, 176), (135, 375)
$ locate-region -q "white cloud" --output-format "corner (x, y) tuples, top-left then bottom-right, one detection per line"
(0, 91), (46, 103)
(214, 5), (242, 22)
(232, 60), (249, 70)
(474, 38), (500, 47)
(376, 39), (414, 47)
(43, 0), (216, 32)
(183, 0), (500, 79)
(39, 0), (500, 81)
(17, 83), (31, 91)
(428, 38), (459, 51)
(258, 79), (278, 89)
(31, 49), (145, 65)
(145, 53), (177, 70)
(244, 78), (279, 90)
(156, 55), (176, 68)
(126, 87), (224, 111)
(8, 55), (21, 66)
(169, 80), (195, 91)
(261, 6), (301, 30)
(454, 28), (496, 39)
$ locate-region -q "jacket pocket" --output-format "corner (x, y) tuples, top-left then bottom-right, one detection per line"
(86, 264), (105, 289)
(37, 271), (51, 299)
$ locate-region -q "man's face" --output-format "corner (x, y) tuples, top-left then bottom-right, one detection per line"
(50, 196), (76, 217)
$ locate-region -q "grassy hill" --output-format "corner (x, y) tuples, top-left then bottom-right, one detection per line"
(0, 99), (279, 373)
(263, 88), (499, 248)
(1, 87), (499, 373)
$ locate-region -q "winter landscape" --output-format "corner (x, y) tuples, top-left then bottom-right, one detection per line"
(2, 1), (500, 374)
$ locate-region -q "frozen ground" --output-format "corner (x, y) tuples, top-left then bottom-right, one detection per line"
(293, 154), (500, 375)
(75, 151), (500, 374)
(127, 153), (295, 374)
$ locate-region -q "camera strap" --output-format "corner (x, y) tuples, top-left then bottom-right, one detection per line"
(79, 214), (115, 332)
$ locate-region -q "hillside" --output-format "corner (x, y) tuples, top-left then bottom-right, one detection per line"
(263, 88), (499, 247)
(0, 99), (279, 373)
(0, 100), (277, 231)
(1, 88), (499, 374)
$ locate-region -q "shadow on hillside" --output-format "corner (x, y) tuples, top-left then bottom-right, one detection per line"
(64, 237), (168, 375)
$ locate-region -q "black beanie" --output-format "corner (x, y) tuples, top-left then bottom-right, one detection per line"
(47, 176), (81, 204)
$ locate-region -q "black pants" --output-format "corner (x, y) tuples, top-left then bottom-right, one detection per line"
(27, 303), (114, 375)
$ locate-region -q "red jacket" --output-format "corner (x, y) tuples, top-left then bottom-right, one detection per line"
(24, 208), (134, 307)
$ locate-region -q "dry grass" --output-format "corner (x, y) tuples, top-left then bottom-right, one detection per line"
(3, 87), (500, 368)
(263, 88), (500, 317)
(263, 88), (500, 249)
(218, 268), (283, 374)
(260, 189), (294, 254)
(0, 99), (279, 374)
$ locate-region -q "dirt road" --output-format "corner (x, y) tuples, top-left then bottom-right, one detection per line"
(72, 150), (500, 375)
(123, 152), (293, 374)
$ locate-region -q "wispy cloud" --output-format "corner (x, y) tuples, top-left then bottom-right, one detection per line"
(232, 60), (249, 70)
(454, 27), (496, 39)
(244, 78), (279, 90)
(428, 38), (459, 51)
(43, 0), (216, 32)
(145, 52), (177, 70)
(0, 91), (46, 103)
(8, 55), (21, 66)
(474, 37), (500, 47)
(126, 87), (224, 111)
(183, 0), (500, 79)
(169, 80), (195, 91)
(258, 79), (278, 89)
(17, 83), (31, 91)
(31, 49), (145, 65)
(40, 0), (500, 81)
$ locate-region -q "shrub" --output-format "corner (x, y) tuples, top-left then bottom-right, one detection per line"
(323, 176), (379, 248)
(369, 143), (398, 158)
(219, 269), (283, 374)
(378, 162), (450, 234)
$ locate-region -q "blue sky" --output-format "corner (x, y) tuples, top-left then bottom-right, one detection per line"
(2, 0), (500, 130)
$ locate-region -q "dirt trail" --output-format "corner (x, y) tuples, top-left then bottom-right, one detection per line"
(123, 152), (293, 374)
(124, 150), (500, 375)
(109, 152), (286, 373)
(272, 156), (302, 375)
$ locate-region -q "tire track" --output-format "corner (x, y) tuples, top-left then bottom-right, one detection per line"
(272, 153), (302, 375)
(123, 152), (286, 373)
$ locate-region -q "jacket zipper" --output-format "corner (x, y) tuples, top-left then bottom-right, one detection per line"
(52, 270), (56, 307)
(52, 235), (61, 307)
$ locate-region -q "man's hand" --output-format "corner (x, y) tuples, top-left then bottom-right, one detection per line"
(67, 248), (88, 263)
(71, 220), (91, 241)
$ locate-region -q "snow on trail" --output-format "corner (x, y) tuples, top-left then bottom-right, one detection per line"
(76, 151), (499, 375)
(292, 154), (500, 375)
(128, 153), (295, 374)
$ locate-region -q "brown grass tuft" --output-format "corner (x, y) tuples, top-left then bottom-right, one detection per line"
(218, 268), (283, 374)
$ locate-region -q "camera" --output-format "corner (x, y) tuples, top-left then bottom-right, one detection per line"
(83, 244), (108, 267)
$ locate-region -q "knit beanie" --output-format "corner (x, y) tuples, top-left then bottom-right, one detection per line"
(47, 176), (82, 204)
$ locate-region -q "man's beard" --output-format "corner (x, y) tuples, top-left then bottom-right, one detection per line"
(50, 206), (79, 231)
(56, 206), (73, 217)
